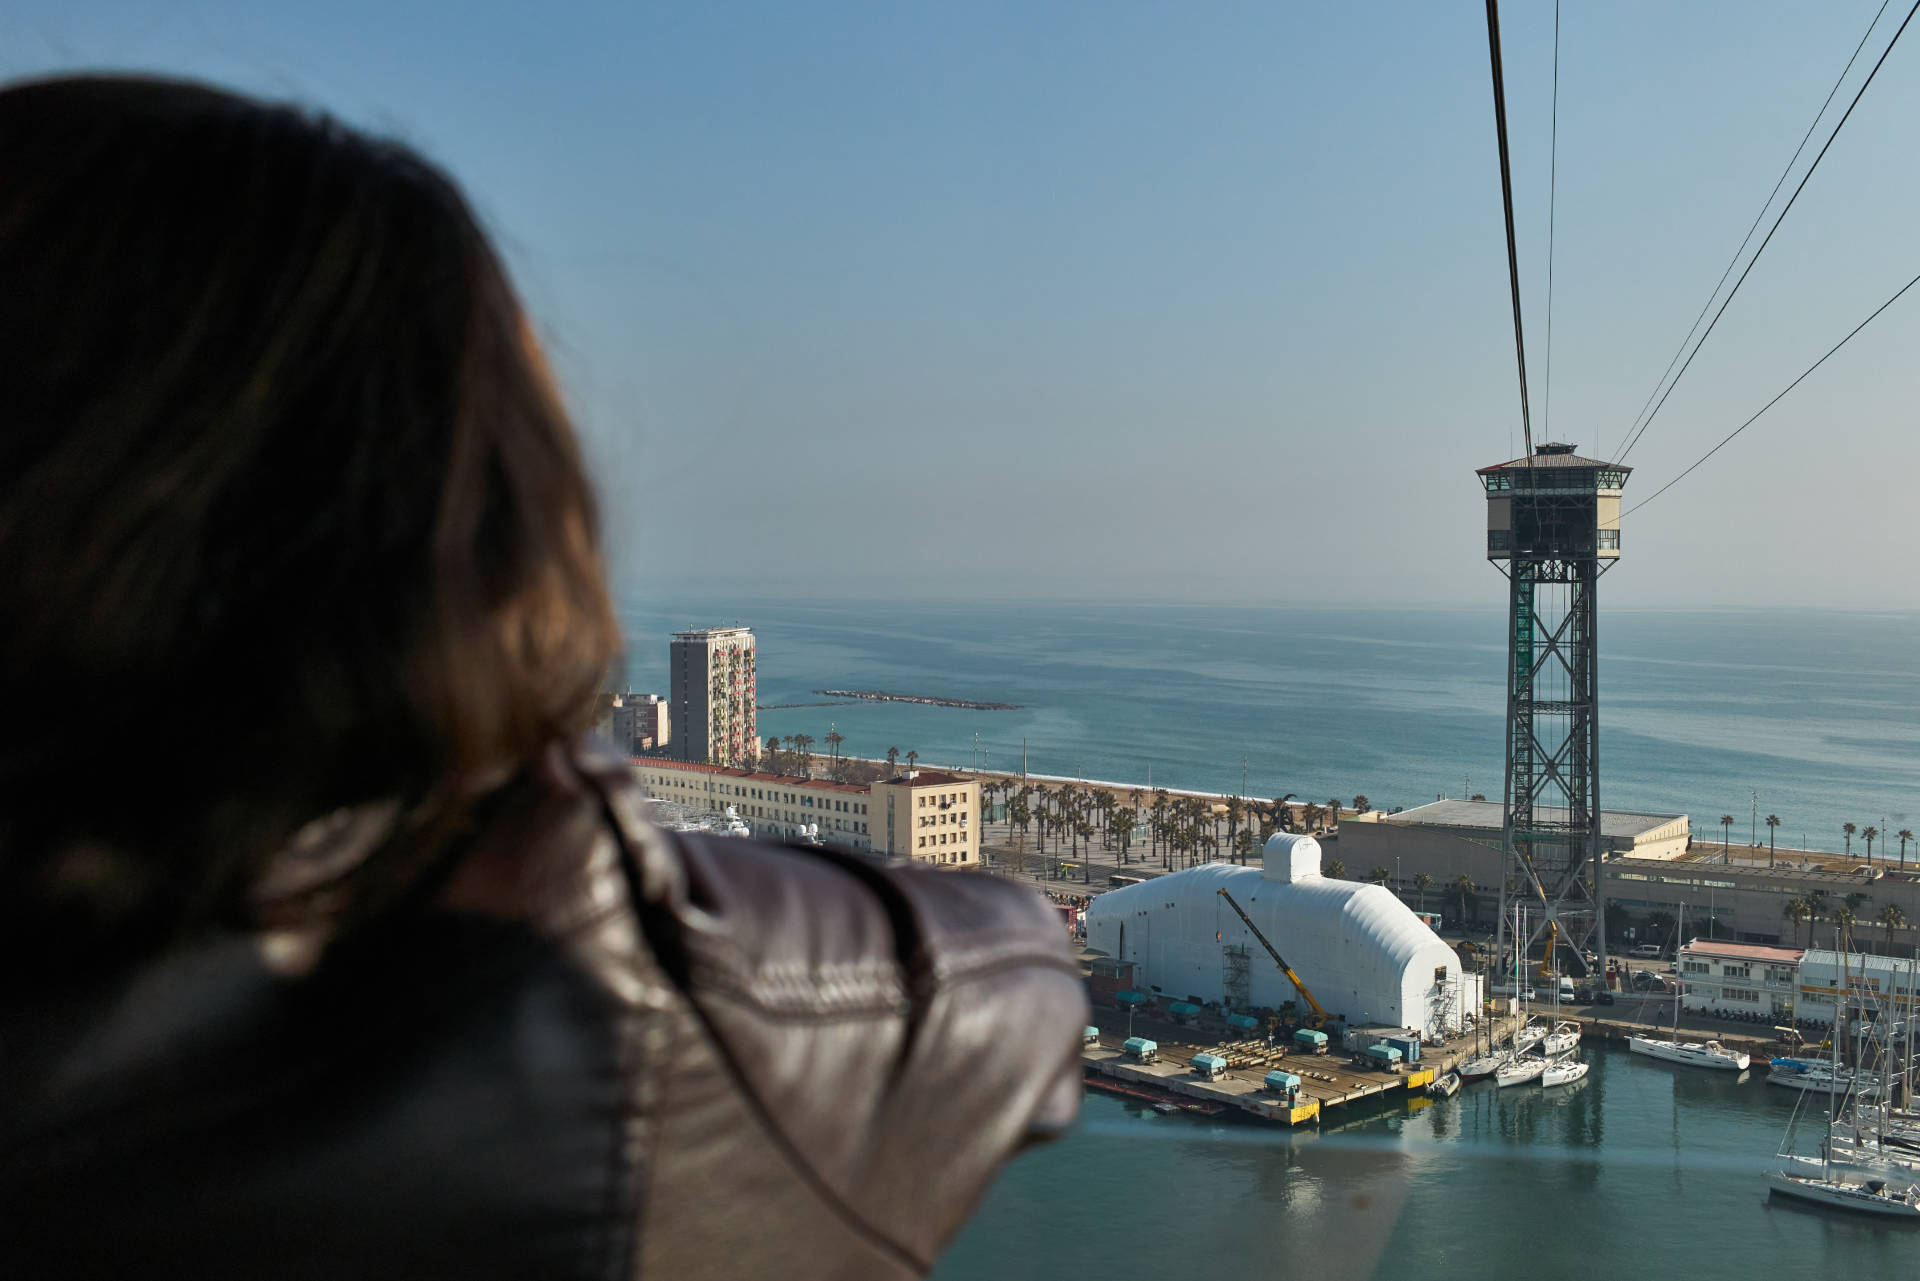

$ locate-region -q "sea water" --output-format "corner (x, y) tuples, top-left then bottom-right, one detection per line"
(620, 600), (1920, 846)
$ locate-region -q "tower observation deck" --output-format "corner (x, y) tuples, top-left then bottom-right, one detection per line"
(1477, 442), (1631, 981)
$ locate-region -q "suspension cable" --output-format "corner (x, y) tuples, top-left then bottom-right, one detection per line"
(1544, 0), (1561, 442)
(1622, 265), (1920, 519)
(1485, 0), (1533, 459)
(1618, 0), (1919, 465)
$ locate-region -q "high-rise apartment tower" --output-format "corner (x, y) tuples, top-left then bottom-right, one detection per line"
(1479, 443), (1631, 982)
(670, 626), (758, 767)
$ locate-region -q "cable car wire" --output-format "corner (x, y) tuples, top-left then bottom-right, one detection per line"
(1485, 0), (1534, 459)
(1620, 264), (1920, 519)
(1613, 0), (1891, 462)
(1618, 0), (1919, 466)
(1544, 0), (1561, 442)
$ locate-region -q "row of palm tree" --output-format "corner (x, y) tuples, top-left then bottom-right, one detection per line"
(1781, 888), (1909, 950)
(971, 779), (1369, 883)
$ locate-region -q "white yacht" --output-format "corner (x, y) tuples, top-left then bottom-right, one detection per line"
(1512, 1020), (1547, 1053)
(1542, 1057), (1589, 1088)
(1457, 1053), (1504, 1081)
(1767, 1169), (1920, 1218)
(1541, 1022), (1581, 1057)
(1627, 1035), (1750, 1071)
(1767, 1057), (1868, 1093)
(1495, 1056), (1546, 1088)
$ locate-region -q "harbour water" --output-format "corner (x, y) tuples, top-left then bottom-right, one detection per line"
(619, 599), (1920, 843)
(936, 1043), (1914, 1278)
(940, 1044), (1904, 1275)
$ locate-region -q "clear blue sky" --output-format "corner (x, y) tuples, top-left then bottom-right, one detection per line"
(7, 1), (1917, 608)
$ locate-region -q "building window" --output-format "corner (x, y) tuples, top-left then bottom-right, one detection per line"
(1488, 530), (1511, 552)
(1721, 964), (1751, 980)
(1722, 987), (1759, 1003)
(1683, 961), (1710, 975)
(1598, 529), (1620, 550)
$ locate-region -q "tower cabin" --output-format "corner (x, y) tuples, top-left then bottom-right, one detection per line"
(1478, 442), (1630, 564)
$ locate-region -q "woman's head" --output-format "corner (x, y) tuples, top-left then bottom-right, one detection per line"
(0, 75), (618, 954)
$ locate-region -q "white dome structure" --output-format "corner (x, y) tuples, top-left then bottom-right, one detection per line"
(1084, 833), (1478, 1037)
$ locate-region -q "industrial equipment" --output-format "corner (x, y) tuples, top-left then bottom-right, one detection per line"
(1216, 888), (1331, 1026)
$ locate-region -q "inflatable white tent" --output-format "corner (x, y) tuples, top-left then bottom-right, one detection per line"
(1084, 833), (1478, 1037)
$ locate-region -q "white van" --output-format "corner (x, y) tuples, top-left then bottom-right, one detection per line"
(1629, 944), (1662, 959)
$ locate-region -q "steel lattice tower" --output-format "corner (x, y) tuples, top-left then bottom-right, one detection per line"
(1480, 443), (1631, 983)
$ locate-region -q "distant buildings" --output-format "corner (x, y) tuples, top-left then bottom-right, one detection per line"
(632, 758), (980, 868)
(670, 626), (757, 767)
(594, 690), (671, 755)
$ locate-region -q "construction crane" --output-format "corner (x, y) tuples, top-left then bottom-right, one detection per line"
(1215, 888), (1331, 1027)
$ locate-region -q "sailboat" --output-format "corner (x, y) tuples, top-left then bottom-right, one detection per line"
(1494, 903), (1547, 1086)
(1541, 1055), (1589, 1088)
(1768, 931), (1920, 1218)
(1625, 906), (1750, 1071)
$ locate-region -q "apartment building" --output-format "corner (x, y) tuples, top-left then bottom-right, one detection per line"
(632, 760), (982, 867)
(669, 626), (757, 767)
(633, 759), (872, 849)
(872, 770), (981, 869)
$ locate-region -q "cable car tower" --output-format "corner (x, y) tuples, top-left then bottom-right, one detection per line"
(1479, 443), (1630, 982)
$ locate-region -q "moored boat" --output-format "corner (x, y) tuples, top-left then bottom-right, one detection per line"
(1627, 1035), (1750, 1071)
(1427, 1069), (1462, 1099)
(1457, 1053), (1504, 1081)
(1496, 1056), (1546, 1087)
(1542, 1058), (1588, 1088)
(1767, 1169), (1920, 1218)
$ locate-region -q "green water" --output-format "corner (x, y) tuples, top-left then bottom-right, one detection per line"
(935, 1044), (1912, 1279)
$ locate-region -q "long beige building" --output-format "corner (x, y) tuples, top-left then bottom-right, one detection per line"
(632, 758), (980, 868)
(669, 626), (757, 767)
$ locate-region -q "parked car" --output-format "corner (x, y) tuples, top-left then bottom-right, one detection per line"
(1574, 987), (1616, 1006)
(1629, 944), (1662, 959)
(1631, 970), (1674, 994)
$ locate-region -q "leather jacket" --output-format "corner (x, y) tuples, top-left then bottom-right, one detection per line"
(0, 742), (1087, 1278)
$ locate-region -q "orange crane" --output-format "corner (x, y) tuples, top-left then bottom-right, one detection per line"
(1216, 888), (1331, 1027)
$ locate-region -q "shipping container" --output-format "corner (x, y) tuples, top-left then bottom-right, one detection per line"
(1123, 1037), (1158, 1062)
(1264, 1069), (1303, 1093)
(1083, 1025), (1101, 1046)
(1293, 1028), (1329, 1051)
(1362, 1044), (1403, 1068)
(1225, 1012), (1261, 1031)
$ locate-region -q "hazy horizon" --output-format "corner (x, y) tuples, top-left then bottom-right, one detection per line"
(8, 2), (1918, 609)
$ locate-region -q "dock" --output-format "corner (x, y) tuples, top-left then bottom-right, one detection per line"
(1082, 1007), (1513, 1126)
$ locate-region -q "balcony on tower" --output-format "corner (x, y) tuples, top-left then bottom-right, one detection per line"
(1478, 442), (1630, 562)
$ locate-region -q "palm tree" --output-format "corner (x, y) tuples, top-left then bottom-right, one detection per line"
(1452, 875), (1476, 926)
(1879, 904), (1907, 955)
(885, 746), (899, 772)
(1272, 794), (1296, 833)
(791, 733), (815, 778)
(1901, 829), (1915, 871)
(905, 749), (918, 772)
(1327, 799), (1342, 829)
(1301, 802), (1323, 833)
(1324, 859), (1346, 879)
(1352, 795), (1370, 813)
(1844, 822), (1857, 855)
(1719, 815), (1734, 856)
(1864, 826), (1879, 861)
(1784, 898), (1813, 948)
(1367, 865), (1390, 886)
(1766, 814), (1780, 866)
(1113, 809), (1136, 862)
(1414, 872), (1434, 914)
(824, 729), (844, 770)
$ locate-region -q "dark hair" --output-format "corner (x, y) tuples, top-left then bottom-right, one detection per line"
(0, 75), (619, 963)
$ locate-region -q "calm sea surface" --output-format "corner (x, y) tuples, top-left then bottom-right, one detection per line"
(619, 600), (1920, 844)
(616, 599), (1920, 1271)
(935, 1046), (1913, 1280)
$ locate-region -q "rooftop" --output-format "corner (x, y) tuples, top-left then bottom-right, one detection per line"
(875, 769), (973, 787)
(1382, 798), (1685, 840)
(1680, 939), (1804, 964)
(630, 757), (868, 795)
(671, 626), (755, 640)
(1476, 442), (1631, 472)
